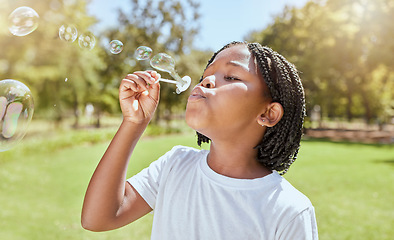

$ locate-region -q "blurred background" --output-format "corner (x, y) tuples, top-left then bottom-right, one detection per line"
(0, 0), (393, 239)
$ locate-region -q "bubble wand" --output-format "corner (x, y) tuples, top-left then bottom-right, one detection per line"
(150, 53), (191, 94)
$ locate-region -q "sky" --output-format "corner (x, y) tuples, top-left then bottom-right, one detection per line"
(88, 0), (310, 51)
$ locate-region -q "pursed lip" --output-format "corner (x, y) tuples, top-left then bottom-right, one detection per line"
(188, 86), (207, 102)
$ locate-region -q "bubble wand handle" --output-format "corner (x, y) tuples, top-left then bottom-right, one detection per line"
(156, 75), (191, 94)
(158, 78), (177, 84)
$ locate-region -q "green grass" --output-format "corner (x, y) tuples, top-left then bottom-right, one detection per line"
(285, 140), (394, 240)
(0, 131), (393, 240)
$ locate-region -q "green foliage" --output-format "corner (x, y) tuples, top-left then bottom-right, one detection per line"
(246, 0), (394, 123)
(0, 0), (210, 128)
(0, 0), (106, 127)
(102, 0), (206, 123)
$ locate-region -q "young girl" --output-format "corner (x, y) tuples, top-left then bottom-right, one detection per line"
(81, 41), (318, 239)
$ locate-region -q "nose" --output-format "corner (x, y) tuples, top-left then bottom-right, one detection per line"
(200, 75), (215, 88)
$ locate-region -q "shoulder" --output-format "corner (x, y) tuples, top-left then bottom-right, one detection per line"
(272, 175), (318, 238)
(164, 145), (206, 160)
(266, 173), (318, 237)
(269, 172), (313, 216)
(158, 145), (207, 170)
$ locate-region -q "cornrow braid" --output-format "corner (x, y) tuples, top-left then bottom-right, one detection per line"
(196, 41), (306, 175)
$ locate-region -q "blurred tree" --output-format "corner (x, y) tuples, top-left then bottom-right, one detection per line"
(102, 0), (205, 124)
(246, 0), (394, 124)
(0, 0), (105, 128)
(0, 0), (211, 128)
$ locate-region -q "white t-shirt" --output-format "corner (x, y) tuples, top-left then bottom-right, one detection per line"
(128, 146), (318, 240)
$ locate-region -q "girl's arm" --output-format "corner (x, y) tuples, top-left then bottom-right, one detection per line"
(81, 71), (160, 231)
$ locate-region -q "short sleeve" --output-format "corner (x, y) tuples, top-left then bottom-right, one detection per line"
(278, 206), (319, 240)
(127, 146), (181, 209)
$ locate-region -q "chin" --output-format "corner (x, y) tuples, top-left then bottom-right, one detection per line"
(185, 112), (206, 135)
(185, 105), (212, 136)
(185, 111), (198, 130)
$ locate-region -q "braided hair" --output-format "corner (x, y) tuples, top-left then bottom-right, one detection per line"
(196, 41), (306, 175)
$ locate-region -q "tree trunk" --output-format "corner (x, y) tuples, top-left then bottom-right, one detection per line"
(72, 87), (79, 129)
(346, 91), (353, 122)
(95, 105), (101, 128)
(359, 77), (372, 124)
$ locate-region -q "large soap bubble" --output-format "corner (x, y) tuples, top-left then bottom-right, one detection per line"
(8, 6), (39, 36)
(0, 79), (34, 152)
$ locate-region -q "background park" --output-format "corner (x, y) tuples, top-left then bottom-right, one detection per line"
(0, 0), (393, 239)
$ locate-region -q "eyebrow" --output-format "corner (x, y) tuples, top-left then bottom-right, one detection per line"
(227, 61), (249, 72)
(206, 60), (250, 72)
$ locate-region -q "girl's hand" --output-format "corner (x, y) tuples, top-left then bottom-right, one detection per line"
(119, 71), (160, 124)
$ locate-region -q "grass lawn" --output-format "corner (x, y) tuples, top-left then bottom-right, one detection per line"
(0, 130), (393, 240)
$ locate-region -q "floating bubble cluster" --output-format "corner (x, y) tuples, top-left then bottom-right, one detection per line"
(109, 40), (123, 54)
(78, 32), (96, 50)
(0, 79), (34, 152)
(135, 46), (153, 60)
(8, 6), (39, 36)
(59, 24), (78, 42)
(150, 53), (191, 94)
(58, 25), (96, 50)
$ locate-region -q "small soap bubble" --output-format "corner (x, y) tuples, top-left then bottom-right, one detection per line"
(78, 32), (96, 50)
(135, 46), (153, 60)
(8, 6), (39, 36)
(0, 79), (34, 152)
(59, 24), (78, 42)
(64, 78), (68, 82)
(109, 40), (123, 54)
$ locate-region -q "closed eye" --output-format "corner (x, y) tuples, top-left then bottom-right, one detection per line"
(224, 76), (241, 81)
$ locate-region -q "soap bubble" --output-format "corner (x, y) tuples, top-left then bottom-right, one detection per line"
(135, 46), (152, 60)
(78, 32), (96, 50)
(0, 79), (34, 152)
(8, 6), (39, 36)
(59, 24), (78, 42)
(109, 40), (123, 54)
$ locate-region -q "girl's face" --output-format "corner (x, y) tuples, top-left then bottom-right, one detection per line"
(186, 44), (271, 141)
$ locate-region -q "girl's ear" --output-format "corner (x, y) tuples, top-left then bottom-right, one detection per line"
(257, 102), (284, 127)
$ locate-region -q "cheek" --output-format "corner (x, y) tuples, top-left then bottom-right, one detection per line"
(218, 87), (266, 121)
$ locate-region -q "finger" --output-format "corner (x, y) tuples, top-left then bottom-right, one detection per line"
(121, 78), (139, 93)
(125, 73), (149, 92)
(148, 79), (160, 101)
(149, 71), (161, 83)
(145, 71), (160, 84)
(143, 71), (160, 95)
(134, 71), (157, 85)
(146, 70), (159, 78)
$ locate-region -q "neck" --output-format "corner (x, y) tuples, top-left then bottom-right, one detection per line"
(207, 140), (271, 179)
